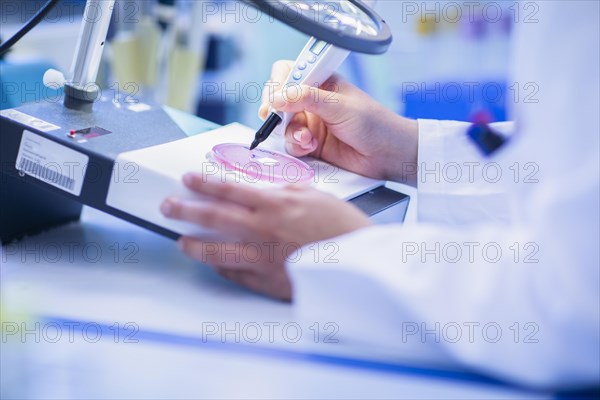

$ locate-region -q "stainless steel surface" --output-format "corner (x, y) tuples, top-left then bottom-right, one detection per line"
(69, 0), (116, 89)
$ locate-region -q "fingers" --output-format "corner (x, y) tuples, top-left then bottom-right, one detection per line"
(182, 173), (266, 208)
(272, 84), (344, 124)
(259, 60), (294, 120)
(179, 237), (292, 301)
(284, 123), (318, 157)
(279, 97), (317, 157)
(161, 198), (256, 238)
(178, 237), (257, 269)
(216, 268), (260, 292)
(270, 60), (294, 84)
(259, 62), (349, 123)
(160, 174), (273, 236)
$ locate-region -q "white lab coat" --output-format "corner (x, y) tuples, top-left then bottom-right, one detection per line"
(287, 1), (599, 389)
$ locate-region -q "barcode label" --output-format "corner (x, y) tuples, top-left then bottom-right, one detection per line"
(16, 130), (88, 196)
(18, 158), (76, 191)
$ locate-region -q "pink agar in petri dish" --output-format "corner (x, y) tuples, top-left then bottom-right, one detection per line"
(211, 143), (315, 184)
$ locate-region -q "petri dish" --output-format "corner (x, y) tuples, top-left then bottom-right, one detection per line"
(210, 143), (315, 184)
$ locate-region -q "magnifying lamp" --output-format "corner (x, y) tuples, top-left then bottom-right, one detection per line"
(246, 0), (392, 54)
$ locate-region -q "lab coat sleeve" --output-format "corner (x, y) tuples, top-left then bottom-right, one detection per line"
(287, 170), (599, 387)
(287, 1), (600, 388)
(416, 119), (516, 225)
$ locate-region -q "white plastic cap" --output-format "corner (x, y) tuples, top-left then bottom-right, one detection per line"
(43, 69), (66, 89)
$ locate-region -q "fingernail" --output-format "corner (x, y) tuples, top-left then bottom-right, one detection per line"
(272, 93), (286, 108)
(293, 130), (303, 142)
(301, 138), (317, 151)
(160, 200), (173, 216)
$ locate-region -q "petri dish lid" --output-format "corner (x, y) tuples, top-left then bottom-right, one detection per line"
(211, 143), (315, 184)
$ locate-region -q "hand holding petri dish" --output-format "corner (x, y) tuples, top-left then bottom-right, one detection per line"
(209, 143), (315, 185)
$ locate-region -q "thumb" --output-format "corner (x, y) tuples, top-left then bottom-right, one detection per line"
(271, 84), (344, 124)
